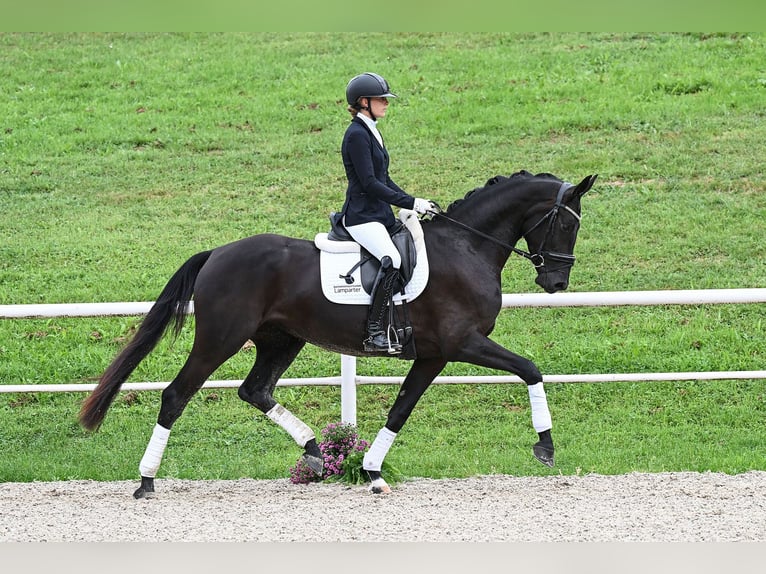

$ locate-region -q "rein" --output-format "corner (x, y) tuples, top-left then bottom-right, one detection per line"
(430, 181), (579, 269)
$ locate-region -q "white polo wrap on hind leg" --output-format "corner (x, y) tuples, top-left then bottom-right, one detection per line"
(363, 427), (397, 471)
(266, 404), (315, 447)
(139, 423), (171, 478)
(528, 382), (552, 432)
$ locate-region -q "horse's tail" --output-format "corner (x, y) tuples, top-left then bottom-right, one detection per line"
(79, 250), (213, 431)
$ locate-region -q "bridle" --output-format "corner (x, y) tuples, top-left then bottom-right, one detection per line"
(429, 182), (580, 270)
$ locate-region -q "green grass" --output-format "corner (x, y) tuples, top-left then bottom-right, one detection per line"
(1, 32), (765, 483)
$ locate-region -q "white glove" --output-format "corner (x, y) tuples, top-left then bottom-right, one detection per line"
(412, 198), (435, 214)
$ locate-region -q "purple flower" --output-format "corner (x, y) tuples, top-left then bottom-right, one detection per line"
(288, 421), (369, 484)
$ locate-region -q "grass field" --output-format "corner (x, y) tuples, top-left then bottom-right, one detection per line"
(1, 32), (764, 483)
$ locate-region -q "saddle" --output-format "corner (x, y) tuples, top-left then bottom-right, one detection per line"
(314, 209), (429, 306)
(326, 212), (417, 294)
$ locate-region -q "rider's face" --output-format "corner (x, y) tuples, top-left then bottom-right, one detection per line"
(367, 97), (389, 118)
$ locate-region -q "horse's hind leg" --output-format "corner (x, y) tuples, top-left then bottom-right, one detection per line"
(236, 330), (323, 474)
(134, 344), (240, 499)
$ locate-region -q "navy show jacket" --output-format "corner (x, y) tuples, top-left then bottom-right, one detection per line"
(340, 116), (416, 230)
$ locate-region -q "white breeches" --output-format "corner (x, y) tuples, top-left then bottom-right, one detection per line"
(344, 220), (402, 269)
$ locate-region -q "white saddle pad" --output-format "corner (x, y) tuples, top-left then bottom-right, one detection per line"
(314, 209), (429, 305)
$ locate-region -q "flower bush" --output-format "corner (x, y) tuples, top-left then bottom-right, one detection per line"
(289, 422), (369, 484)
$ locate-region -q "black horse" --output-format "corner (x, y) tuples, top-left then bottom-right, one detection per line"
(80, 170), (597, 497)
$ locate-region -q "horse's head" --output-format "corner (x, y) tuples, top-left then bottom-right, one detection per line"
(434, 171), (597, 293)
(522, 174), (598, 293)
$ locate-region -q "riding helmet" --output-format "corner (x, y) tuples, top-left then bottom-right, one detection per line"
(345, 72), (397, 106)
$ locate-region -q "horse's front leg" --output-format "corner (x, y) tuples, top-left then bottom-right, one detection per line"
(365, 357), (447, 493)
(452, 331), (555, 467)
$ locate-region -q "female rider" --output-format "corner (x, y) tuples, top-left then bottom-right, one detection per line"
(340, 72), (435, 354)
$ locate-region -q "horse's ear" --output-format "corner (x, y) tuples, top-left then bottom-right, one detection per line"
(573, 174), (598, 199)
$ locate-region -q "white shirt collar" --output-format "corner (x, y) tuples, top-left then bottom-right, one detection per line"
(356, 112), (383, 148)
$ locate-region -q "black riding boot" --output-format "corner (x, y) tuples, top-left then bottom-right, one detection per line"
(364, 256), (402, 354)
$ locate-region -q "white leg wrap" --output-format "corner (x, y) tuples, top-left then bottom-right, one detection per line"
(363, 427), (397, 471)
(528, 382), (552, 433)
(265, 404), (315, 448)
(138, 424), (171, 478)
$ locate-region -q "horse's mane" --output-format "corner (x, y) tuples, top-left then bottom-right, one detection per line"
(444, 170), (562, 214)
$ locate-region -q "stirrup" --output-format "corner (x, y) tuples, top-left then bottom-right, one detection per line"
(364, 331), (402, 354)
(387, 323), (401, 353)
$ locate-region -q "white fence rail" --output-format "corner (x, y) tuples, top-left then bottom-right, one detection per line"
(4, 289), (766, 320)
(2, 289), (765, 424)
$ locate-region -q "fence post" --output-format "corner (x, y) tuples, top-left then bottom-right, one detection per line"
(340, 354), (357, 425)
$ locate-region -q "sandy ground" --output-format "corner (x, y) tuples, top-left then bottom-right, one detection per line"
(2, 471), (765, 542)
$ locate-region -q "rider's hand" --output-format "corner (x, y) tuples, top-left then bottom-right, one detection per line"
(413, 198), (436, 214)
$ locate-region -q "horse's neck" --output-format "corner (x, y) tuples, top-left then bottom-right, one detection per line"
(455, 189), (535, 249)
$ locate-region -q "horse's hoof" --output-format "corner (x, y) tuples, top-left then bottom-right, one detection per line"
(133, 476), (155, 499)
(302, 453), (324, 476)
(369, 479), (392, 494)
(133, 487), (153, 499)
(533, 443), (555, 467)
(367, 471), (392, 494)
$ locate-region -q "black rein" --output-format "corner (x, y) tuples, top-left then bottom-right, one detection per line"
(428, 182), (578, 269)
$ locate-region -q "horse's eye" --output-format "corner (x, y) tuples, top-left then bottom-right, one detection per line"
(560, 220), (576, 233)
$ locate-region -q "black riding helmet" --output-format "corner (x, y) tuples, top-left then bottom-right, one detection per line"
(346, 72), (397, 111)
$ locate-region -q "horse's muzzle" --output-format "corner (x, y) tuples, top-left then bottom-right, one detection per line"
(534, 251), (574, 293)
(536, 274), (569, 293)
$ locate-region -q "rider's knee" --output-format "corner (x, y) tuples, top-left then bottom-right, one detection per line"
(380, 255), (394, 270)
(381, 253), (401, 270)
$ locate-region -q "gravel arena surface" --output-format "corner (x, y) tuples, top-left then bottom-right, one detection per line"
(2, 471), (765, 542)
